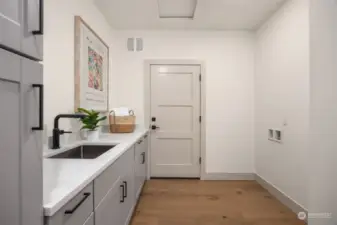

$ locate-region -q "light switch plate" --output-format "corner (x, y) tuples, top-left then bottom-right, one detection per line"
(274, 130), (282, 142)
(136, 38), (143, 51)
(127, 38), (135, 51)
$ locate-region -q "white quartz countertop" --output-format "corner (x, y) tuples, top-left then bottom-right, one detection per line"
(43, 128), (149, 216)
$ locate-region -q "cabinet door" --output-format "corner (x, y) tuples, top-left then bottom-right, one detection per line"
(22, 0), (43, 60)
(0, 0), (21, 52)
(83, 213), (94, 225)
(142, 134), (149, 181)
(0, 49), (21, 225)
(120, 147), (135, 225)
(134, 140), (145, 200)
(120, 174), (135, 225)
(95, 179), (122, 225)
(21, 57), (43, 225)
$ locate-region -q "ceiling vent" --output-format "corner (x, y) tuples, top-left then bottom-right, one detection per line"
(158, 0), (198, 19)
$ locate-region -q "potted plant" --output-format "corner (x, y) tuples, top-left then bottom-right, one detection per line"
(77, 108), (107, 141)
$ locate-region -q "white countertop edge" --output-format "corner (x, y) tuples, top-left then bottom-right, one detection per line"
(43, 129), (149, 216)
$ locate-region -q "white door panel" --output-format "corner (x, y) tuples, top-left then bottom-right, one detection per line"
(157, 106), (194, 132)
(154, 139), (193, 164)
(150, 65), (201, 178)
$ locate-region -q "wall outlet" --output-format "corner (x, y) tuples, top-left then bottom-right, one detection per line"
(268, 129), (274, 140)
(268, 129), (282, 143)
(275, 130), (282, 142)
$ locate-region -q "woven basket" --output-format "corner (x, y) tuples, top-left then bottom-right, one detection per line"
(109, 110), (135, 133)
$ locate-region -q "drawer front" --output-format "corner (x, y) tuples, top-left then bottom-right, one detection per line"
(47, 183), (94, 225)
(63, 183), (93, 225)
(83, 213), (94, 225)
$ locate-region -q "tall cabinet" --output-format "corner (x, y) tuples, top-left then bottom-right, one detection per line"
(0, 0), (43, 60)
(0, 47), (43, 225)
(0, 0), (44, 225)
(0, 0), (21, 52)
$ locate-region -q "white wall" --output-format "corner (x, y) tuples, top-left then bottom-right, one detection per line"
(255, 0), (309, 209)
(112, 31), (255, 174)
(44, 0), (115, 135)
(309, 0), (337, 223)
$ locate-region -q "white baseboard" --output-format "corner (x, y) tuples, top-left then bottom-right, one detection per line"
(201, 173), (255, 181)
(255, 174), (307, 219)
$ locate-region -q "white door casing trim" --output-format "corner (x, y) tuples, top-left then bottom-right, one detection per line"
(144, 59), (206, 179)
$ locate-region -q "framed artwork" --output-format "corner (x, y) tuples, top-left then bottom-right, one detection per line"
(74, 16), (109, 112)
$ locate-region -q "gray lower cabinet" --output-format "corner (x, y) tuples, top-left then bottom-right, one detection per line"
(95, 146), (135, 225)
(0, 0), (43, 60)
(95, 178), (122, 225)
(45, 133), (148, 225)
(120, 167), (135, 225)
(94, 146), (135, 225)
(0, 48), (43, 225)
(134, 135), (148, 200)
(45, 183), (94, 225)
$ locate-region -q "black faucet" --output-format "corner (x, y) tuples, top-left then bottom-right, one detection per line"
(52, 114), (86, 149)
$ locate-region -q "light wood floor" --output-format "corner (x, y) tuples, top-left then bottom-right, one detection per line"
(130, 180), (305, 225)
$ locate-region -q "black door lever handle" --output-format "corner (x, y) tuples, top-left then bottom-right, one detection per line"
(151, 125), (160, 130)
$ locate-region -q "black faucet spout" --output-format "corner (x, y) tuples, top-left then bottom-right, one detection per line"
(52, 114), (86, 149)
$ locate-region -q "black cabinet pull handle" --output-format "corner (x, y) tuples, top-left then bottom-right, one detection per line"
(123, 181), (127, 198)
(32, 0), (44, 35)
(144, 134), (148, 138)
(64, 192), (90, 214)
(137, 139), (143, 144)
(120, 184), (125, 203)
(32, 84), (44, 130)
(141, 152), (145, 164)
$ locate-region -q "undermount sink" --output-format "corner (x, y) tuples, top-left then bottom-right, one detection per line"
(49, 145), (117, 159)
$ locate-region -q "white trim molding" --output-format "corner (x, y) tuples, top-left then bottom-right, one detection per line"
(255, 174), (307, 218)
(144, 59), (206, 179)
(202, 173), (255, 181)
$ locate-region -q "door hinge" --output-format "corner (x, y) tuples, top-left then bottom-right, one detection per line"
(199, 74), (202, 82)
(199, 116), (202, 123)
(199, 157), (202, 164)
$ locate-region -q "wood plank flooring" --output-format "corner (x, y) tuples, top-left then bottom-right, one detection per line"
(130, 180), (305, 225)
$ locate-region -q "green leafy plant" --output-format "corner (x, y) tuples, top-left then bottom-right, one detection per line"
(77, 108), (107, 131)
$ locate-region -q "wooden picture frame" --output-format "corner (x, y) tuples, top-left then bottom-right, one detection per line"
(74, 16), (109, 112)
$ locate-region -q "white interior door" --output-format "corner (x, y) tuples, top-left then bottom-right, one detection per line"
(150, 65), (201, 178)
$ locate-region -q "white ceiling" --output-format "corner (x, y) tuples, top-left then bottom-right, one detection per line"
(94, 0), (287, 30)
